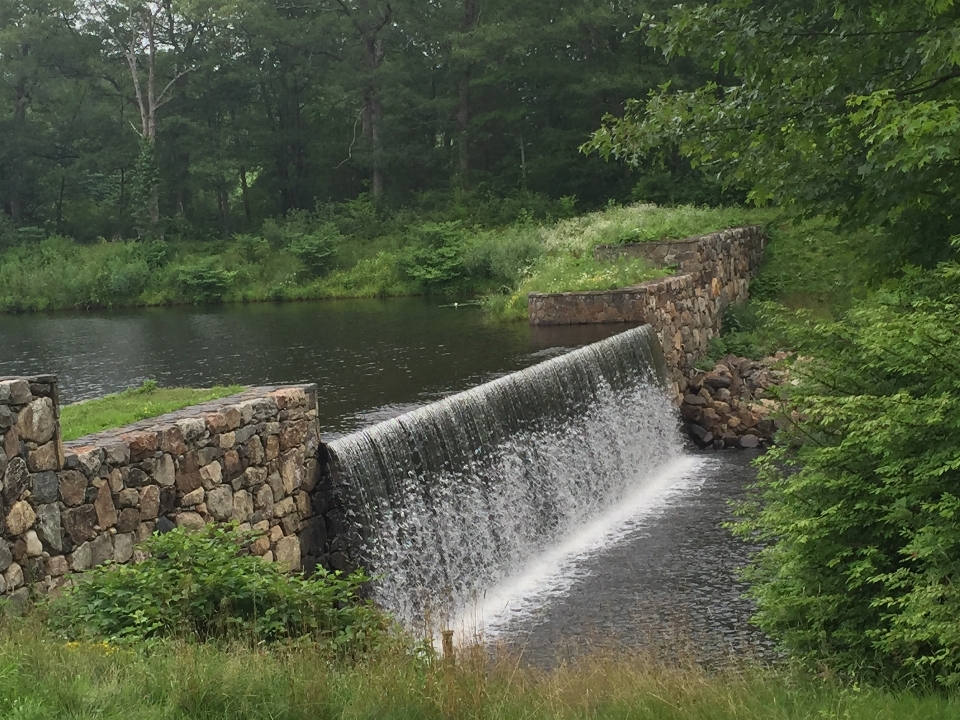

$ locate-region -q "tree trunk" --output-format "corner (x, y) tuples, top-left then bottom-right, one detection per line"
(240, 167), (252, 224)
(365, 35), (384, 199)
(457, 0), (478, 188)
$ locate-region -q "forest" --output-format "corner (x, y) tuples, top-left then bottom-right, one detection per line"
(0, 0), (722, 243)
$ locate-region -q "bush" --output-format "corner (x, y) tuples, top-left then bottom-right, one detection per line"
(399, 221), (470, 292)
(288, 223), (341, 277)
(174, 257), (236, 303)
(736, 260), (960, 686)
(49, 525), (385, 650)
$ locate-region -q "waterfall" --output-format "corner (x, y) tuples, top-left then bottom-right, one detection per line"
(325, 324), (683, 630)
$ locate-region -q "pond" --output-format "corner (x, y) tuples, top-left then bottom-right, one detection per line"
(0, 298), (632, 436)
(0, 298), (765, 662)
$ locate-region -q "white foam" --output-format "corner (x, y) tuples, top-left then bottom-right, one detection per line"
(450, 455), (705, 643)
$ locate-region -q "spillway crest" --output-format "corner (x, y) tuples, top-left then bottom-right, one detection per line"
(326, 324), (683, 629)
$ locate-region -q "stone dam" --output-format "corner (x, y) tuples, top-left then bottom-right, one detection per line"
(0, 226), (766, 610)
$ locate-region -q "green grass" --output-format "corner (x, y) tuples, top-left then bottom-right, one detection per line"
(60, 381), (246, 441)
(0, 203), (768, 315)
(0, 614), (954, 720)
(482, 255), (669, 321)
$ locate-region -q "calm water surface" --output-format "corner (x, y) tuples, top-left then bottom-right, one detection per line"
(0, 298), (634, 436)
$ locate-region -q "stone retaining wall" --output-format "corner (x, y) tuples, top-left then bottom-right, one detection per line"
(0, 379), (333, 600)
(527, 226), (766, 398)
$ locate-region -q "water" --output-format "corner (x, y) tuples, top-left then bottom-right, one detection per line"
(0, 300), (765, 660)
(326, 326), (693, 633)
(0, 298), (635, 436)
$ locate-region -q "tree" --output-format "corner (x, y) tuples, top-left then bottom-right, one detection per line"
(738, 261), (960, 685)
(586, 0), (960, 264)
(91, 0), (200, 229)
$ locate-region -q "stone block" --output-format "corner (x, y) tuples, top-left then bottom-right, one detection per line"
(36, 503), (62, 553)
(279, 420), (307, 450)
(274, 535), (301, 572)
(24, 530), (42, 557)
(102, 441), (130, 465)
(3, 457), (29, 503)
(0, 540), (11, 573)
(14, 397), (55, 444)
(175, 418), (206, 444)
(62, 505), (98, 544)
(243, 435), (265, 465)
(4, 427), (20, 459)
(6, 500), (36, 535)
(4, 562), (23, 590)
(116, 507), (140, 534)
(206, 486), (233, 521)
(118, 488), (139, 508)
(232, 489), (253, 523)
(121, 431), (160, 462)
(199, 461), (222, 489)
(59, 469), (87, 506)
(27, 442), (59, 472)
(46, 555), (68, 577)
(159, 426), (187, 455)
(176, 512), (205, 531)
(159, 486), (176, 515)
(182, 487), (204, 506)
(222, 407), (242, 432)
(94, 483), (118, 529)
(88, 534), (114, 567)
(197, 447), (222, 467)
(280, 450), (303, 494)
(114, 533), (135, 563)
(139, 485), (160, 520)
(0, 380), (32, 405)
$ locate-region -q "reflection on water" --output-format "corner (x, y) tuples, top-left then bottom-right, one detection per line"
(0, 298), (636, 435)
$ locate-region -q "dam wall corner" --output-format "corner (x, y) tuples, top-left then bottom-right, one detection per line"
(527, 225), (767, 400)
(0, 379), (335, 600)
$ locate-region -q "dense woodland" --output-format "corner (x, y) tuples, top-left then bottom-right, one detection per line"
(0, 0), (721, 241)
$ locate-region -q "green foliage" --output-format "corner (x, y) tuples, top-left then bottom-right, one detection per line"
(49, 524), (384, 649)
(60, 382), (244, 441)
(585, 0), (960, 266)
(398, 222), (470, 293)
(735, 260), (960, 686)
(173, 257), (236, 304)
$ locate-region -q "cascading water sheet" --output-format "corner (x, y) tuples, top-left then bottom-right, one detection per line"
(326, 325), (684, 631)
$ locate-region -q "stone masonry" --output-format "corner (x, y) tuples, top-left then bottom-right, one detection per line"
(0, 378), (335, 600)
(528, 226), (766, 400)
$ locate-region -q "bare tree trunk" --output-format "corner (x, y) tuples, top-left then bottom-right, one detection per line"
(365, 35), (384, 199)
(240, 167), (252, 224)
(457, 0), (478, 188)
(10, 74), (28, 223)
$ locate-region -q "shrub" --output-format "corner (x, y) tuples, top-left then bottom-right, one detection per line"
(735, 260), (960, 686)
(399, 221), (470, 292)
(288, 223), (341, 277)
(174, 257), (236, 303)
(48, 525), (385, 650)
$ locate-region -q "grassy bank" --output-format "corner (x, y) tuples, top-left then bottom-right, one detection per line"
(60, 382), (245, 441)
(0, 616), (953, 720)
(0, 204), (766, 315)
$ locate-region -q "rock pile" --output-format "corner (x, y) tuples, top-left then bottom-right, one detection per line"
(680, 353), (788, 450)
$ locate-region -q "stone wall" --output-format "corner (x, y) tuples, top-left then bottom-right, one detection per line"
(527, 226), (766, 398)
(0, 379), (333, 600)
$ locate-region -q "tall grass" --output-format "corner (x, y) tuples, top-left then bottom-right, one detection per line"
(0, 614), (953, 720)
(0, 204), (768, 315)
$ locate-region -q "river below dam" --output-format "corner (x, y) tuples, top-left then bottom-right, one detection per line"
(0, 298), (767, 662)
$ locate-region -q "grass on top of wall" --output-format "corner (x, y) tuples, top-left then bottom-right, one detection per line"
(0, 613), (955, 720)
(60, 381), (246, 441)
